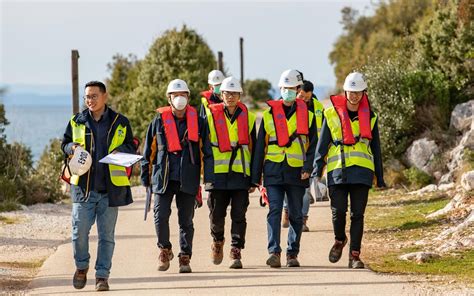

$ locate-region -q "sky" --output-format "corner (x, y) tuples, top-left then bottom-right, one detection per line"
(0, 0), (375, 92)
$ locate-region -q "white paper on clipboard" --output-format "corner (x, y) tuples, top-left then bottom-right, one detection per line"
(99, 152), (143, 167)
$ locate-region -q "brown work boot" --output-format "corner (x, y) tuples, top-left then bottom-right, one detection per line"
(179, 255), (192, 273)
(286, 254), (300, 267)
(302, 216), (309, 232)
(282, 209), (289, 228)
(211, 240), (225, 265)
(349, 250), (365, 269)
(266, 252), (281, 268)
(329, 238), (348, 263)
(229, 247), (243, 269)
(158, 248), (174, 271)
(73, 267), (88, 289)
(95, 277), (109, 291)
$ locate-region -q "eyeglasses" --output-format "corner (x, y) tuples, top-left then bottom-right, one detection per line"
(222, 91), (240, 97)
(83, 94), (99, 101)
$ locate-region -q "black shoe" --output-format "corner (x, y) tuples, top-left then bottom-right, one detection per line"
(349, 251), (365, 269)
(72, 268), (88, 289)
(95, 278), (109, 291)
(329, 238), (348, 263)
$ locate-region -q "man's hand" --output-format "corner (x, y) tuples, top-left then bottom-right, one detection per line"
(301, 172), (310, 180)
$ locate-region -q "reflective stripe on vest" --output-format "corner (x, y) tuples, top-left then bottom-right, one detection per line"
(324, 107), (377, 173)
(206, 107), (256, 175)
(313, 98), (324, 138)
(70, 115), (130, 187)
(262, 107), (314, 168)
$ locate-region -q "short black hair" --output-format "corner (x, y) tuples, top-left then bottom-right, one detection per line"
(85, 81), (107, 93)
(301, 80), (314, 92)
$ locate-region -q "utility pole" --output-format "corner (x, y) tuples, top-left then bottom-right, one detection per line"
(240, 37), (244, 91)
(71, 50), (80, 114)
(217, 51), (224, 72)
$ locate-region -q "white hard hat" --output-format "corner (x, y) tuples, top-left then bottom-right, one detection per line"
(208, 70), (225, 85)
(278, 69), (304, 88)
(166, 79), (190, 94)
(343, 72), (367, 92)
(69, 146), (92, 177)
(220, 77), (243, 93)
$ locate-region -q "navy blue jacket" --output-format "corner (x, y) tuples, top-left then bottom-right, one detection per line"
(312, 110), (385, 188)
(141, 110), (203, 196)
(202, 106), (257, 191)
(61, 107), (135, 206)
(251, 101), (317, 188)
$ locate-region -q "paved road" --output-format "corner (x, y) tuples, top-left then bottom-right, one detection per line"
(29, 187), (416, 295)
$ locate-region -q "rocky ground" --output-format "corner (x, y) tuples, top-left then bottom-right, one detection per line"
(0, 202), (72, 294)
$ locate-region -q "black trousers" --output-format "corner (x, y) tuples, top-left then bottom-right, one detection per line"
(154, 180), (195, 256)
(207, 189), (250, 249)
(328, 184), (370, 252)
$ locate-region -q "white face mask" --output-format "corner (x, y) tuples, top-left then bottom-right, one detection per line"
(171, 95), (187, 110)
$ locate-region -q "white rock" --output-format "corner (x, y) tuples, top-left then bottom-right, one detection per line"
(460, 170), (474, 191)
(450, 100), (473, 132)
(399, 252), (440, 263)
(406, 138), (439, 173)
(460, 128), (474, 149)
(409, 184), (438, 195)
(438, 182), (455, 191)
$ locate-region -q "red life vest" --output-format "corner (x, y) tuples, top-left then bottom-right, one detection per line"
(330, 94), (372, 145)
(157, 106), (199, 153)
(209, 102), (250, 152)
(201, 90), (213, 105)
(266, 99), (309, 147)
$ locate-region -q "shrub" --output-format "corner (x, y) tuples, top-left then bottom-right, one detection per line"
(403, 167), (433, 189)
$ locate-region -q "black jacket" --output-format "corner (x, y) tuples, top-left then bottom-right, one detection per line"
(202, 107), (257, 191)
(61, 107), (135, 207)
(312, 111), (386, 188)
(141, 111), (203, 196)
(251, 102), (317, 188)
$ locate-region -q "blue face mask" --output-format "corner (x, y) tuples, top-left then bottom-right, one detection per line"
(213, 85), (221, 95)
(281, 89), (297, 102)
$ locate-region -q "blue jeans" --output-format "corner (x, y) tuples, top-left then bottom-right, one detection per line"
(266, 185), (305, 256)
(72, 191), (118, 278)
(283, 187), (311, 216)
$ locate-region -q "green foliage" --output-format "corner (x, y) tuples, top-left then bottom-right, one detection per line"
(403, 167), (433, 189)
(124, 26), (216, 139)
(106, 53), (141, 112)
(330, 0), (431, 88)
(244, 79), (272, 103)
(363, 58), (417, 158)
(415, 0), (473, 107)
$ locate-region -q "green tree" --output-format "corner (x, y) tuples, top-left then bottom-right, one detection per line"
(106, 53), (141, 113)
(121, 26), (216, 139)
(415, 0), (473, 107)
(245, 79), (272, 102)
(330, 0), (432, 88)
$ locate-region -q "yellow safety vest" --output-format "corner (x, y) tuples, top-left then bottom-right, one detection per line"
(262, 108), (314, 168)
(324, 107), (377, 173)
(207, 109), (256, 175)
(70, 115), (130, 187)
(313, 98), (324, 138)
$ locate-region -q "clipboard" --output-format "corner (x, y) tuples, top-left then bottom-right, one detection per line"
(99, 152), (143, 167)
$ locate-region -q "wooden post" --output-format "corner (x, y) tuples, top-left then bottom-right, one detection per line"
(71, 50), (80, 114)
(217, 51), (224, 72)
(240, 37), (244, 91)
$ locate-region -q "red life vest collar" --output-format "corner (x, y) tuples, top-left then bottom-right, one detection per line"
(201, 90), (222, 106)
(330, 94), (372, 145)
(157, 105), (199, 153)
(209, 102), (250, 152)
(266, 99), (308, 147)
